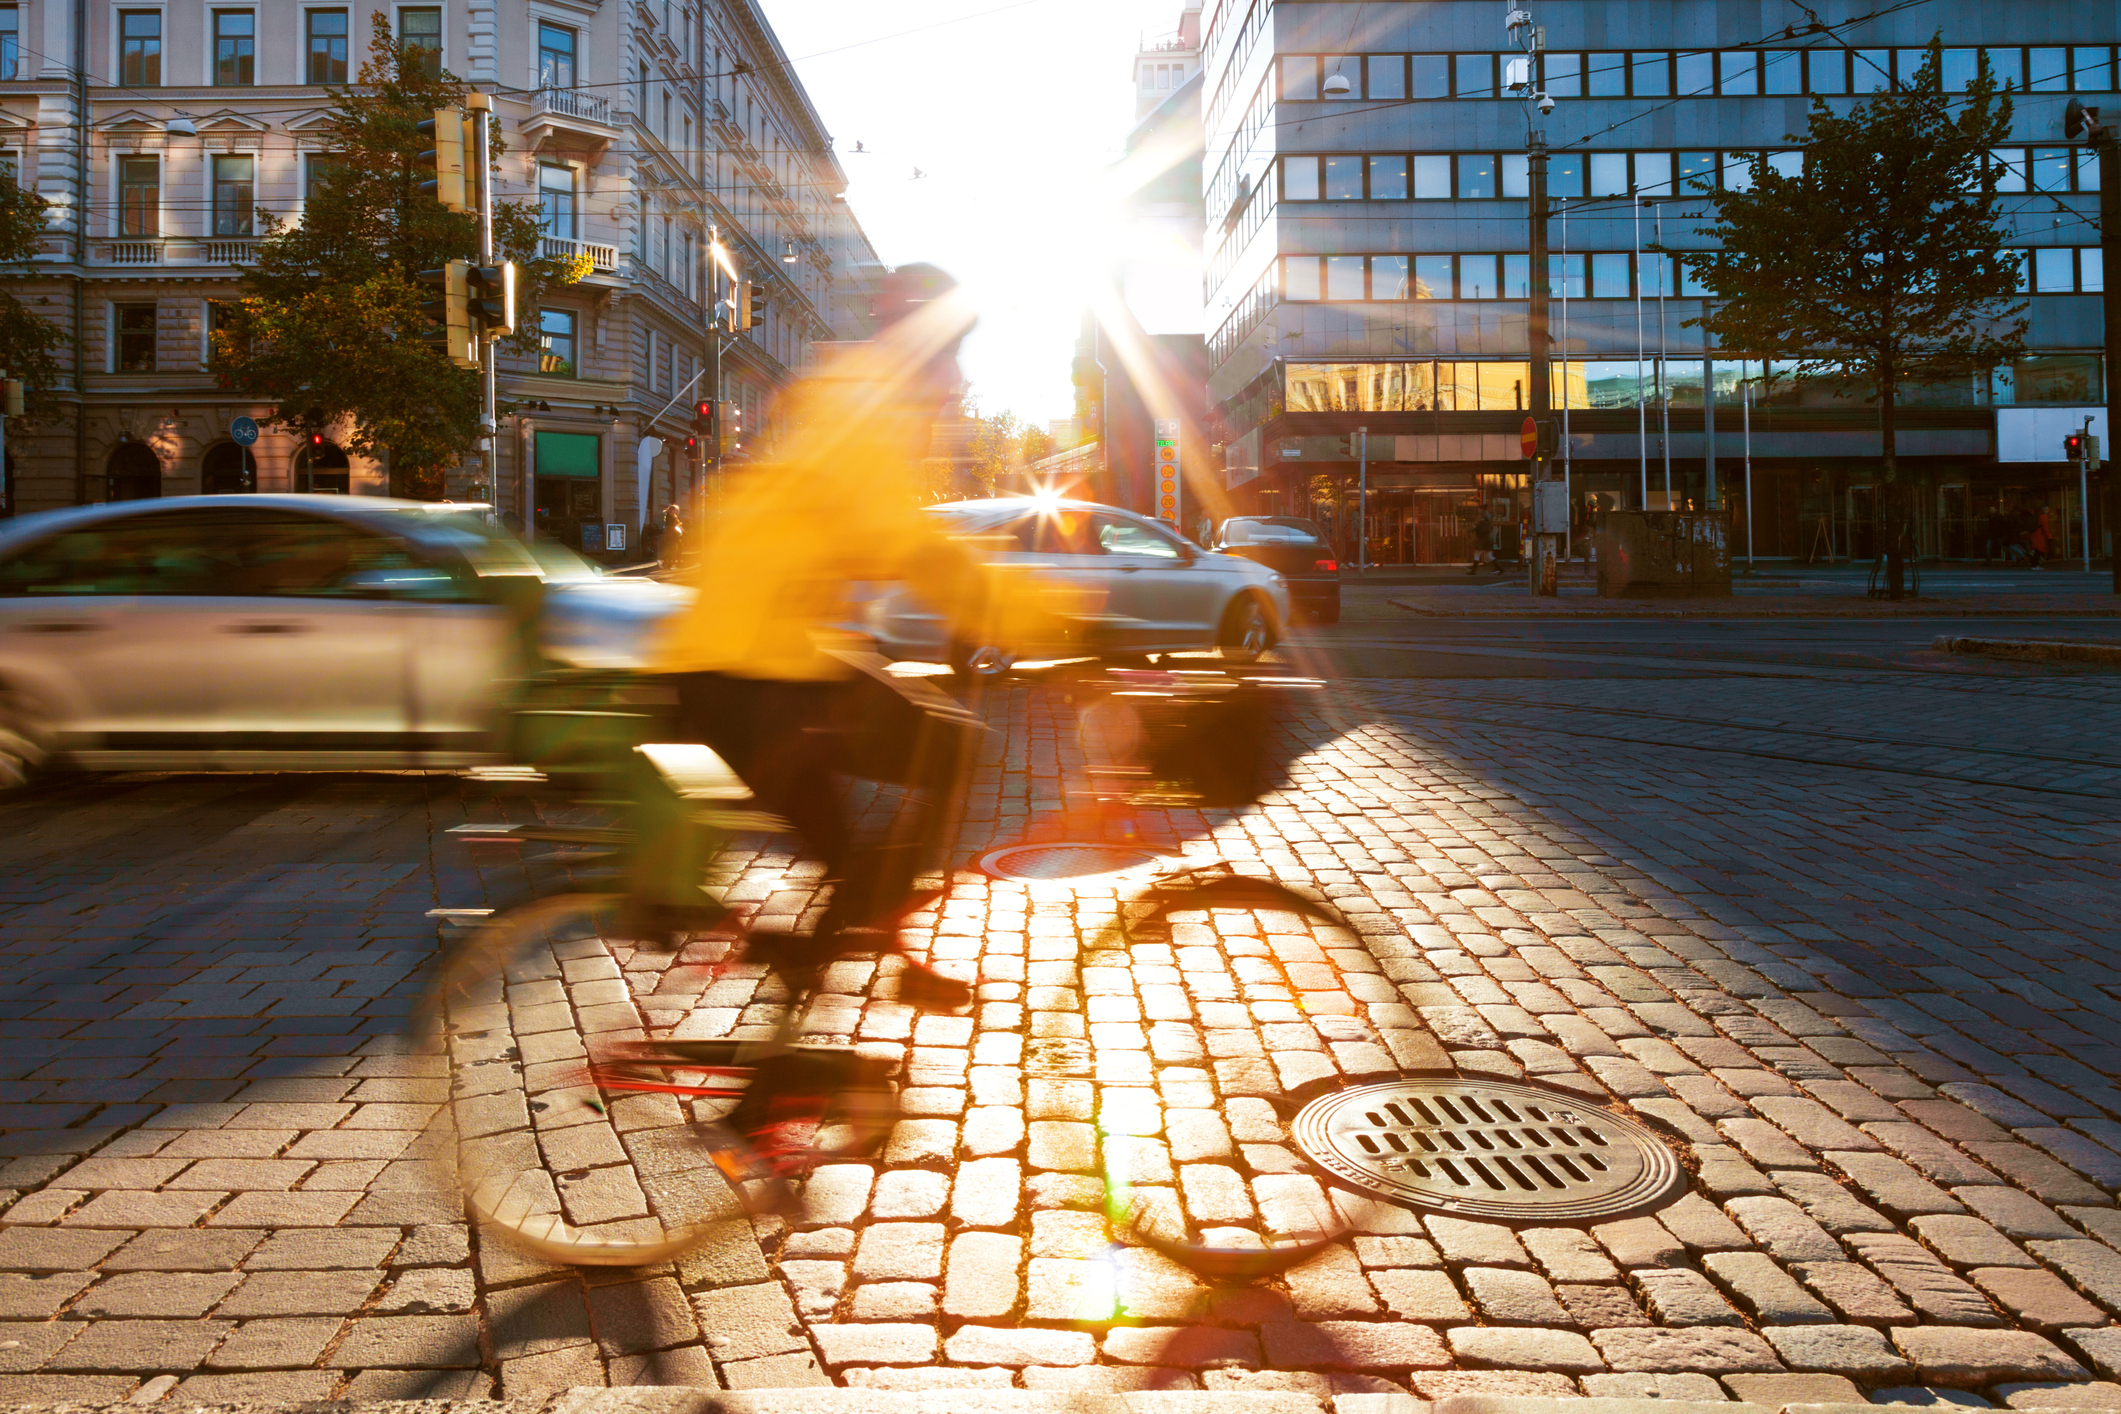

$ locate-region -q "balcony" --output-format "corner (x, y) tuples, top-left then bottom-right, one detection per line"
(523, 86), (617, 159)
(540, 235), (619, 274)
(89, 238), (260, 268)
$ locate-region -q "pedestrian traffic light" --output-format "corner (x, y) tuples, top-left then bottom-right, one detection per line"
(693, 398), (714, 436)
(415, 260), (476, 368)
(467, 262), (516, 338)
(414, 109), (468, 212)
(2066, 433), (2084, 460)
(1337, 434), (1353, 457)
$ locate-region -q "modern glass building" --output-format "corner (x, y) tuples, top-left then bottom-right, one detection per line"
(1203, 0), (2113, 563)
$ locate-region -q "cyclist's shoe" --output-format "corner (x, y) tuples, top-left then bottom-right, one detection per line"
(616, 899), (731, 952)
(740, 927), (841, 990)
(897, 962), (972, 1012)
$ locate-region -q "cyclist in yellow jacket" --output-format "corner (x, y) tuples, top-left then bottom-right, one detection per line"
(634, 264), (1069, 998)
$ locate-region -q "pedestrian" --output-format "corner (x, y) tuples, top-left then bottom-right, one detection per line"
(1982, 507), (2005, 565)
(2030, 506), (2052, 568)
(1469, 510), (1494, 575)
(640, 511), (663, 564)
(1194, 512), (1214, 547)
(658, 504), (686, 571)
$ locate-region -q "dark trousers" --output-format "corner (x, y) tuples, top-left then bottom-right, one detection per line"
(632, 662), (978, 936)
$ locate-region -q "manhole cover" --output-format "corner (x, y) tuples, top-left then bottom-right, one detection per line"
(1292, 1078), (1686, 1224)
(976, 843), (1166, 881)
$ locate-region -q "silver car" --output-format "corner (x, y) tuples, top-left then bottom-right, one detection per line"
(864, 498), (1290, 676)
(0, 495), (687, 785)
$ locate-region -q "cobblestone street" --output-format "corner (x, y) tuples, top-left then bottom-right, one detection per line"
(5, 611), (2121, 1407)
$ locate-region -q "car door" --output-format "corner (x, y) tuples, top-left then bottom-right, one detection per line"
(0, 510), (233, 755)
(1090, 513), (1225, 649)
(1005, 505), (1127, 650)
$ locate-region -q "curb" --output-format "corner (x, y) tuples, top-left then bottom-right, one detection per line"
(1933, 634), (2121, 664)
(9, 1390), (2121, 1414)
(1389, 597), (2121, 620)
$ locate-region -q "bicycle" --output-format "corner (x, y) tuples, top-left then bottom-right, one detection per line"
(415, 657), (1355, 1270)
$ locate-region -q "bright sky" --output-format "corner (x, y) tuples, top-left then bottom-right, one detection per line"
(755, 0), (1182, 428)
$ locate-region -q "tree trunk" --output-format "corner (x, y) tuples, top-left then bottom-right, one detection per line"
(1881, 377), (1907, 599)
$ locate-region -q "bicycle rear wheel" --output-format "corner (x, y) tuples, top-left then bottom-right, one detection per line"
(416, 893), (779, 1265)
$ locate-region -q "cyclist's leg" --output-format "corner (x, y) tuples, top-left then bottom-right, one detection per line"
(624, 672), (851, 923)
(814, 659), (978, 939)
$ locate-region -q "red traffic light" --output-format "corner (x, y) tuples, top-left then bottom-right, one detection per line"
(309, 433), (323, 446)
(685, 436), (697, 450)
(695, 400), (712, 419)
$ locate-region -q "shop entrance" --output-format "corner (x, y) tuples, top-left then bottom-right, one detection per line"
(533, 431), (603, 551)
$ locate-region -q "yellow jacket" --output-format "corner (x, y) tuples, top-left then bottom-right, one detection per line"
(653, 313), (1058, 681)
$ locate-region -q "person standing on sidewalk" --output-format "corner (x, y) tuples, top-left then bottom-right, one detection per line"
(658, 505), (687, 572)
(2031, 506), (2053, 568)
(1469, 511), (1494, 574)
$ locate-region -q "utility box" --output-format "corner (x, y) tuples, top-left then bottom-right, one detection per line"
(1532, 480), (1570, 534)
(1595, 510), (1732, 598)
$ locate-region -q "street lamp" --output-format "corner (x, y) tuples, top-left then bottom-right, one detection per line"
(1322, 65), (1353, 96)
(1507, 2), (1558, 592)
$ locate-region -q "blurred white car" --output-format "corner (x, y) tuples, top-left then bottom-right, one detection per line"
(864, 498), (1291, 676)
(0, 495), (686, 784)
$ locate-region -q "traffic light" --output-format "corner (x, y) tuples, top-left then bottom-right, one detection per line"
(2066, 433), (2084, 461)
(1, 378), (22, 417)
(416, 260), (476, 368)
(693, 398), (715, 438)
(413, 109), (468, 212)
(467, 262), (516, 338)
(1337, 434), (1353, 458)
(2090, 435), (2104, 471)
(736, 281), (766, 331)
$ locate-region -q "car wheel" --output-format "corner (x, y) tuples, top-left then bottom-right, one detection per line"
(950, 642), (1016, 681)
(0, 683), (52, 794)
(1217, 594), (1274, 663)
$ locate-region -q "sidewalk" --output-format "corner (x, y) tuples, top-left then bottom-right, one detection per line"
(2, 663), (2120, 1404)
(1388, 566), (2121, 618)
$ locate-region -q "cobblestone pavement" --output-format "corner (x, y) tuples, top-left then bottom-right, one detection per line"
(4, 638), (2121, 1407)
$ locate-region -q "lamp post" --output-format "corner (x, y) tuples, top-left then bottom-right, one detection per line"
(1506, 4), (1558, 593)
(2063, 99), (2118, 592)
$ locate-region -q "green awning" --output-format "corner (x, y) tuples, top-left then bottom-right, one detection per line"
(536, 432), (600, 479)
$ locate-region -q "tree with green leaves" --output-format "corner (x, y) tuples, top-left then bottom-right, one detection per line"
(208, 16), (577, 498)
(1683, 39), (2027, 596)
(0, 178), (67, 421)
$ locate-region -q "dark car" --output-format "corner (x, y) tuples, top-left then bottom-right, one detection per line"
(1214, 516), (1340, 623)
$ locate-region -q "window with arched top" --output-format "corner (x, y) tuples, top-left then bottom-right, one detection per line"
(200, 440), (254, 495)
(295, 439), (350, 494)
(105, 441), (161, 501)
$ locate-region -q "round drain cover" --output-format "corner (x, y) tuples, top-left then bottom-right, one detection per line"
(976, 843), (1166, 881)
(1292, 1078), (1686, 1224)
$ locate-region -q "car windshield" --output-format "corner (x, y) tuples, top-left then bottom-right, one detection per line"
(378, 507), (605, 582)
(1223, 517), (1324, 545)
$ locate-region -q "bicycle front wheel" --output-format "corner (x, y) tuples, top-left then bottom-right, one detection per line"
(415, 893), (765, 1266)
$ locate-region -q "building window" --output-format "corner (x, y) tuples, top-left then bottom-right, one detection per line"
(2032, 248), (2075, 294)
(304, 153), (337, 202)
(538, 164), (575, 238)
(400, 7), (441, 77)
(119, 10), (161, 86)
(307, 9), (349, 84)
(212, 155), (254, 236)
(538, 311), (575, 375)
(538, 21), (575, 87)
(212, 10), (254, 86)
(0, 6), (18, 80)
(115, 303), (157, 372)
(118, 156), (158, 237)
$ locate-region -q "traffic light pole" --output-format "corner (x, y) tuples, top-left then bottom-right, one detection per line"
(2102, 130), (2119, 593)
(469, 92), (497, 509)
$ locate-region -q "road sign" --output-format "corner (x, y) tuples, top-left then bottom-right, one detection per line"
(1520, 416), (1538, 460)
(1154, 419), (1181, 527)
(230, 416), (259, 446)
